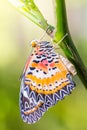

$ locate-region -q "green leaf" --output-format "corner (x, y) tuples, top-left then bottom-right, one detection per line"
(9, 0), (48, 29)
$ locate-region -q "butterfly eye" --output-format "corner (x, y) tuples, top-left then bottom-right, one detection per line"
(30, 40), (38, 47)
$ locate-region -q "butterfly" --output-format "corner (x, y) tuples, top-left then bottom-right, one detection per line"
(20, 40), (77, 124)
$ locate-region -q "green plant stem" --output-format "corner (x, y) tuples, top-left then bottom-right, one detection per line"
(54, 0), (87, 88)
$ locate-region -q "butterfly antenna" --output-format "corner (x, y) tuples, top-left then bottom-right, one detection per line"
(39, 31), (47, 41)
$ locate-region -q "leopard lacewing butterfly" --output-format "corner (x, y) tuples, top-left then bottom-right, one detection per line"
(20, 40), (77, 124)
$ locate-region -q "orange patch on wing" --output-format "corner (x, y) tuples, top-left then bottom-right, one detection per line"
(55, 59), (67, 72)
(31, 62), (48, 73)
(24, 102), (44, 115)
(50, 62), (55, 67)
(31, 62), (38, 68)
(26, 81), (70, 95)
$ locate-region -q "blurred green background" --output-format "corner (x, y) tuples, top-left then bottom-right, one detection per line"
(0, 0), (87, 130)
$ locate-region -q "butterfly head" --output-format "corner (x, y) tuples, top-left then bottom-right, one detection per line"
(30, 40), (38, 48)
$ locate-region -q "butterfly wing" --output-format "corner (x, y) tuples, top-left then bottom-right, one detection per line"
(20, 42), (76, 124)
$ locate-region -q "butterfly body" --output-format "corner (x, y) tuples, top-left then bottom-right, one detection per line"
(20, 41), (76, 124)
